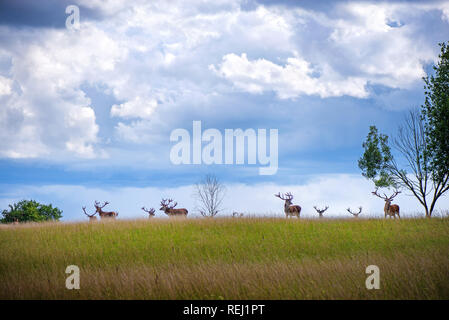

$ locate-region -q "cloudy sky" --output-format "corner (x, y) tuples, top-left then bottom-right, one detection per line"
(0, 0), (448, 220)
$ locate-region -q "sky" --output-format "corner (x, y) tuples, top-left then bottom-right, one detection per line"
(0, 0), (448, 220)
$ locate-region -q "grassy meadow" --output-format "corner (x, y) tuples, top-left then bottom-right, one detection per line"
(0, 217), (448, 299)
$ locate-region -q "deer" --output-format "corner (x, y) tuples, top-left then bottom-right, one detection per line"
(275, 192), (301, 218)
(372, 189), (401, 219)
(313, 206), (329, 218)
(12, 218), (19, 225)
(232, 211), (244, 217)
(94, 201), (118, 219)
(82, 206), (97, 222)
(347, 207), (362, 218)
(142, 207), (156, 218)
(160, 199), (188, 217)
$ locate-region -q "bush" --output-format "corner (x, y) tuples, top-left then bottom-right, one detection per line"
(1, 200), (62, 223)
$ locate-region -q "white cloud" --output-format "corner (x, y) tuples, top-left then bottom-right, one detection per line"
(0, 0), (447, 160)
(0, 75), (12, 96)
(111, 97), (158, 120)
(0, 24), (125, 158)
(211, 53), (369, 98)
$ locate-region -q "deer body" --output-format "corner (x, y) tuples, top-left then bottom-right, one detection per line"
(372, 189), (400, 219)
(384, 201), (400, 219)
(94, 201), (118, 219)
(275, 192), (301, 218)
(160, 199), (188, 217)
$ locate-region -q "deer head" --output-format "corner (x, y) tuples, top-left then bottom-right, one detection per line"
(142, 207), (155, 217)
(347, 207), (362, 217)
(82, 206), (97, 221)
(313, 206), (329, 217)
(372, 188), (400, 202)
(274, 192), (294, 205)
(94, 201), (109, 213)
(160, 199), (177, 212)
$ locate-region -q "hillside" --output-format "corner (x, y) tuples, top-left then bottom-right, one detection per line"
(0, 217), (448, 299)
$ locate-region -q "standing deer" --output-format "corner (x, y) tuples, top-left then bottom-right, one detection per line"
(275, 192), (301, 218)
(82, 206), (97, 222)
(313, 206), (329, 218)
(160, 199), (188, 217)
(13, 218), (19, 225)
(232, 211), (244, 217)
(347, 207), (362, 218)
(94, 201), (118, 219)
(142, 207), (155, 218)
(372, 189), (401, 219)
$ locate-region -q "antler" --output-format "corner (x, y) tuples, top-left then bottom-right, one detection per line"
(167, 199), (178, 209)
(388, 190), (401, 200)
(313, 206), (329, 213)
(82, 206), (96, 217)
(275, 192), (293, 200)
(94, 200), (109, 208)
(372, 188), (401, 201)
(347, 207), (362, 215)
(371, 188), (388, 200)
(142, 207), (155, 215)
(160, 199), (178, 209)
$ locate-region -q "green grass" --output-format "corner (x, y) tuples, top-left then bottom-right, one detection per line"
(0, 217), (448, 299)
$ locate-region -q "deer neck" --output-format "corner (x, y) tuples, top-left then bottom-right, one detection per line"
(384, 201), (390, 212)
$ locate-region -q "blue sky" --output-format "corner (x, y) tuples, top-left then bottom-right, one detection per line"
(0, 0), (448, 220)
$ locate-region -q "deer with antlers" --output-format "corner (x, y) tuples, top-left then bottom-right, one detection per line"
(347, 207), (362, 218)
(94, 201), (118, 219)
(82, 206), (97, 222)
(275, 192), (301, 218)
(372, 189), (401, 219)
(313, 206), (329, 218)
(160, 199), (188, 217)
(142, 207), (156, 218)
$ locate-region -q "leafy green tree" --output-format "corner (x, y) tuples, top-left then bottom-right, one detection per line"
(358, 126), (395, 188)
(422, 42), (449, 184)
(359, 42), (449, 218)
(1, 200), (63, 223)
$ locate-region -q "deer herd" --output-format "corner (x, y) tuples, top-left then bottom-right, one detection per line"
(81, 188), (401, 221)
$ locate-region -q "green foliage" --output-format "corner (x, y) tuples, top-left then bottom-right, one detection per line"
(422, 42), (449, 179)
(1, 200), (62, 223)
(358, 125), (395, 188)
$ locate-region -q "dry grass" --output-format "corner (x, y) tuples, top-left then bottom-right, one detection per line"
(0, 217), (448, 299)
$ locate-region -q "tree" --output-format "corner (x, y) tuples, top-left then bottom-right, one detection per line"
(1, 200), (63, 223)
(194, 174), (226, 217)
(358, 125), (395, 188)
(421, 42), (449, 197)
(359, 42), (449, 218)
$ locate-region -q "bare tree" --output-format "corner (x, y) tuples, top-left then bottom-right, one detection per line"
(387, 110), (447, 217)
(194, 174), (226, 217)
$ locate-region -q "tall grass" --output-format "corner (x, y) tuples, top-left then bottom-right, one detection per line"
(0, 217), (448, 299)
